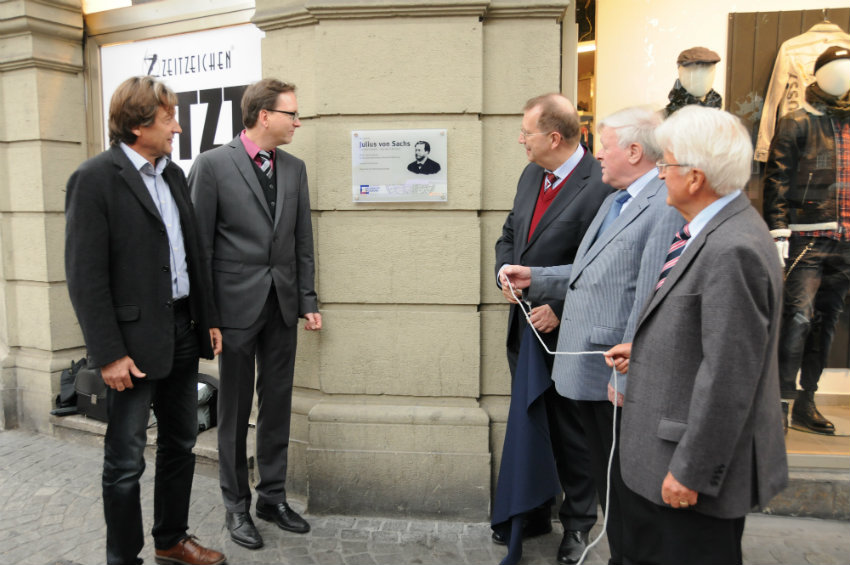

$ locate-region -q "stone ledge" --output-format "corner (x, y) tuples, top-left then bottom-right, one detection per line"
(48, 413), (849, 520)
(764, 468), (849, 520)
(49, 413), (225, 480)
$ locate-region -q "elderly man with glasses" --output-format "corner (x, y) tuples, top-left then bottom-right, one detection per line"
(605, 106), (788, 565)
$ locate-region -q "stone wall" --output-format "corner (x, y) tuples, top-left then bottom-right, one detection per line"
(254, 0), (569, 518)
(0, 0), (571, 519)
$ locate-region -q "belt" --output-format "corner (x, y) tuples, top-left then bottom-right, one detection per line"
(170, 296), (190, 314)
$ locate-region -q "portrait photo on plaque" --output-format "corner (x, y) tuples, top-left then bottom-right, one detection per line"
(351, 129), (448, 202)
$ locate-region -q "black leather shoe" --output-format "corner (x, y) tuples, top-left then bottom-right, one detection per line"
(226, 511), (263, 549)
(491, 517), (553, 545)
(557, 530), (589, 564)
(792, 390), (835, 434)
(256, 501), (311, 534)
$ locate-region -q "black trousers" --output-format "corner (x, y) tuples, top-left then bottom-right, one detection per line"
(507, 323), (597, 532)
(577, 400), (666, 565)
(103, 301), (199, 565)
(217, 288), (298, 512)
(622, 488), (745, 565)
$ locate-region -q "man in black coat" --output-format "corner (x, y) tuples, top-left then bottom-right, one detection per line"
(494, 93), (613, 564)
(65, 76), (225, 565)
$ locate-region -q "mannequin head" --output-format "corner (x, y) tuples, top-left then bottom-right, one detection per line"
(675, 47), (721, 99)
(814, 47), (850, 97)
(678, 63), (717, 98)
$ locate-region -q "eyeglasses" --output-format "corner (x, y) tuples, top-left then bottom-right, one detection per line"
(266, 108), (300, 121)
(656, 161), (692, 173)
(520, 130), (551, 140)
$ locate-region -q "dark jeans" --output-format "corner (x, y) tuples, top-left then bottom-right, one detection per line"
(778, 236), (850, 398)
(103, 302), (200, 565)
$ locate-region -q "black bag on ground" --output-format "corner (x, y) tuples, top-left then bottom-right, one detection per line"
(75, 365), (109, 422)
(50, 358), (87, 416)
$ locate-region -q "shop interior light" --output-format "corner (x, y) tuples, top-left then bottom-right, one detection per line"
(577, 42), (597, 54)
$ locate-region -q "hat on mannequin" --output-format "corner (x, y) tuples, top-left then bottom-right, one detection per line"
(677, 47), (721, 98)
(665, 47), (722, 116)
(814, 46), (850, 97)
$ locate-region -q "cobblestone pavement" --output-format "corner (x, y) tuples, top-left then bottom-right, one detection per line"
(1, 429), (848, 565)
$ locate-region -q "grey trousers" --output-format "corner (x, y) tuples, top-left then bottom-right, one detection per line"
(217, 289), (298, 513)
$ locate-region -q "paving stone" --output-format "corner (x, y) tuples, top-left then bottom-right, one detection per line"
(370, 530), (401, 544)
(341, 528), (372, 541)
(379, 519), (408, 532)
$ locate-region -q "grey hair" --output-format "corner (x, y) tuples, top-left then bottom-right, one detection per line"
(655, 106), (753, 196)
(598, 106), (664, 161)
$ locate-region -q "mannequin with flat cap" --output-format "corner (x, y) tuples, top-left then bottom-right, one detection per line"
(664, 46), (723, 116)
(764, 45), (850, 435)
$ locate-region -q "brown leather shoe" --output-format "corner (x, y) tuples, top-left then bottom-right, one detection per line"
(154, 535), (226, 565)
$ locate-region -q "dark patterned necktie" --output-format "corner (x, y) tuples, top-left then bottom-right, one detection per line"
(544, 172), (558, 191)
(656, 224), (691, 290)
(257, 150), (273, 179)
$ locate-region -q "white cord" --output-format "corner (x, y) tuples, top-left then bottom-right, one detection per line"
(506, 278), (618, 565)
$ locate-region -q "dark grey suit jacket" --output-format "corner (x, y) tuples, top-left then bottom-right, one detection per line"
(494, 150), (614, 355)
(526, 176), (685, 399)
(620, 193), (788, 519)
(65, 146), (217, 377)
(189, 136), (318, 329)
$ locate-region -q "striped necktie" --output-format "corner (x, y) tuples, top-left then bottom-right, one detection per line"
(257, 150), (273, 179)
(656, 224), (691, 290)
(544, 172), (558, 191)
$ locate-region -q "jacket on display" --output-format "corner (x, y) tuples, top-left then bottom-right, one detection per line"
(763, 108), (840, 232)
(755, 22), (850, 162)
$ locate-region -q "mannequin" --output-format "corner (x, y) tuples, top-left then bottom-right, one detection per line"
(763, 46), (850, 435)
(815, 57), (850, 97)
(678, 63), (716, 99)
(755, 22), (850, 161)
(664, 46), (722, 116)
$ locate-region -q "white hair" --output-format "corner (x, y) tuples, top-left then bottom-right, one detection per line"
(655, 106), (753, 196)
(598, 106), (664, 161)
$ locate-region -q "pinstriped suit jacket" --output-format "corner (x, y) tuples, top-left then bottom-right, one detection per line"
(495, 153), (614, 359)
(526, 175), (685, 400)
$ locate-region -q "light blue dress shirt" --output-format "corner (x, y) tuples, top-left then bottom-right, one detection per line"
(120, 143), (189, 299)
(684, 189), (743, 251)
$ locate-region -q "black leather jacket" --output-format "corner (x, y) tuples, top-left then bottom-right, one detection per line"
(763, 109), (840, 232)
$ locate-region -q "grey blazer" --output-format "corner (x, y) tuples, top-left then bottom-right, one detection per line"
(620, 193), (788, 519)
(189, 136), (318, 329)
(527, 176), (685, 400)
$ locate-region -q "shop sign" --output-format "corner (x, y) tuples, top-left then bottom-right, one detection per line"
(100, 24), (263, 173)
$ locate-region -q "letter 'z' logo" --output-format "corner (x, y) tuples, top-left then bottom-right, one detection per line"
(145, 54), (158, 76)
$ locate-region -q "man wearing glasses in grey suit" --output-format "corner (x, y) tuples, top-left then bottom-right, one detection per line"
(190, 78), (322, 551)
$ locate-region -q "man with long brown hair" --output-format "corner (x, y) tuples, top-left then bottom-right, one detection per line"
(66, 75), (225, 565)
